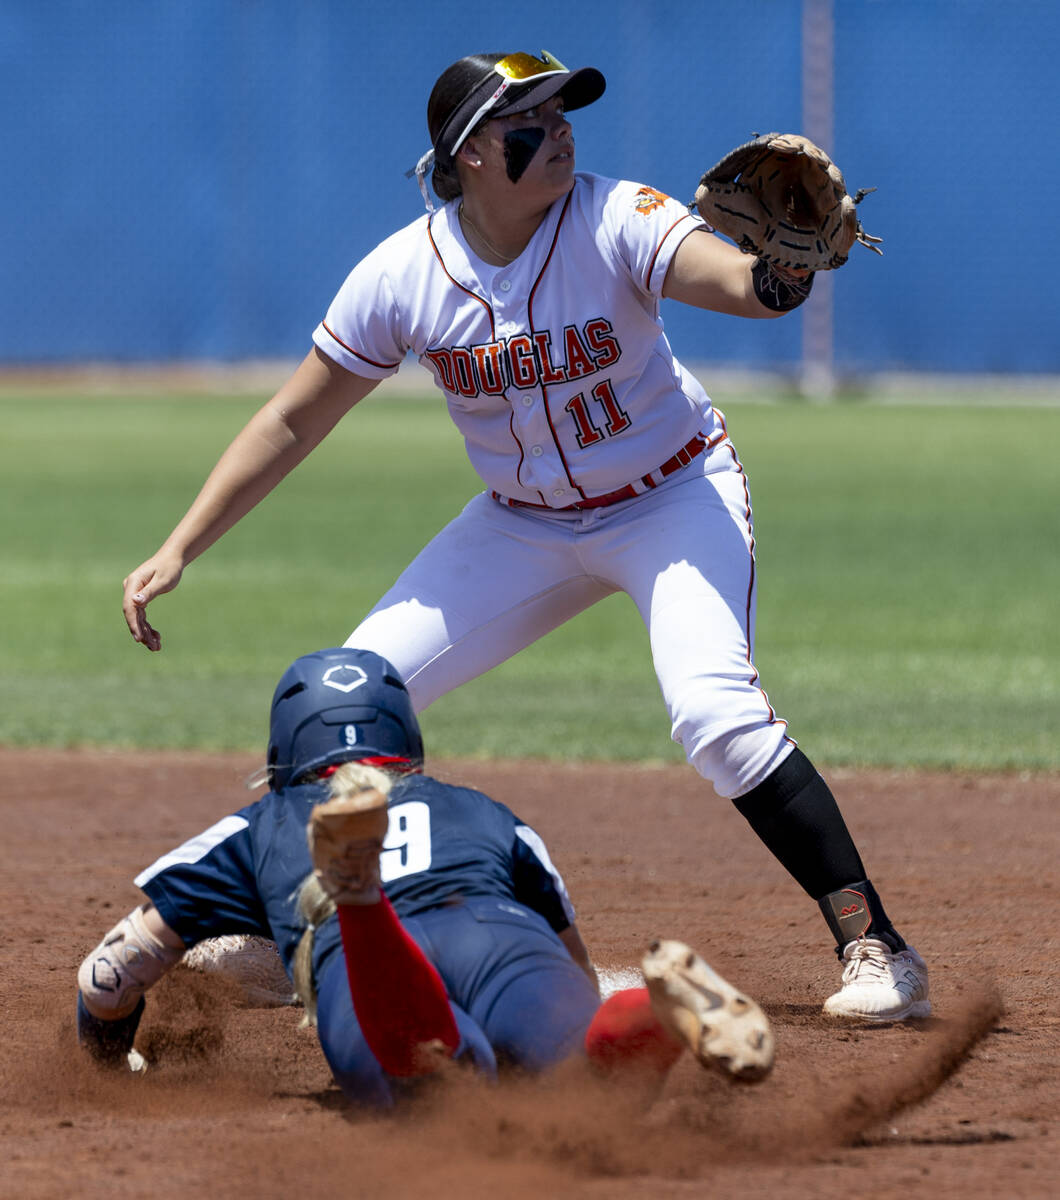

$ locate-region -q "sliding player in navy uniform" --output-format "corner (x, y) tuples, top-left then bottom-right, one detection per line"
(77, 648), (773, 1105)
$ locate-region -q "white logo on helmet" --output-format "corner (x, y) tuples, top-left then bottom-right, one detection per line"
(322, 665), (368, 693)
(344, 724), (358, 746)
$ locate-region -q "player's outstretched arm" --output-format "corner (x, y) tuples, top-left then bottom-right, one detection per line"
(663, 228), (803, 319)
(77, 903), (186, 1071)
(122, 348), (377, 650)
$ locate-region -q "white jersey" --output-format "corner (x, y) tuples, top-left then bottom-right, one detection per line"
(313, 172), (727, 507)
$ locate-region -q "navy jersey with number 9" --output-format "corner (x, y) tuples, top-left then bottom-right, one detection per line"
(137, 772), (577, 979)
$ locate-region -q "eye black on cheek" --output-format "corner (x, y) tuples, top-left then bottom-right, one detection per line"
(503, 128), (546, 182)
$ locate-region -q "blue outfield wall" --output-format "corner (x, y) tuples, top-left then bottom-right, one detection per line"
(2, 0), (1058, 374)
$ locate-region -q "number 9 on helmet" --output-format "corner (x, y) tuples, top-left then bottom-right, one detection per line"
(266, 647), (424, 792)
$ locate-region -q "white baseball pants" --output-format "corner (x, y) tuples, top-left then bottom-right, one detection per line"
(346, 449), (794, 798)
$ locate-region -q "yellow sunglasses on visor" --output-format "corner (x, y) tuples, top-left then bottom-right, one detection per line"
(448, 51), (568, 157)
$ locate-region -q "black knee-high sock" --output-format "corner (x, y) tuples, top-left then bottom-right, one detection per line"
(733, 748), (905, 954)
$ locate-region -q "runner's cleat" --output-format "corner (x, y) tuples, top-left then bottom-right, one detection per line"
(307, 789), (389, 905)
(641, 939), (774, 1081)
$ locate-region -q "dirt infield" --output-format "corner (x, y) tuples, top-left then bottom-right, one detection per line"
(2, 748), (1057, 1199)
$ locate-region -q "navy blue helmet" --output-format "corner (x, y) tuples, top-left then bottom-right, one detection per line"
(266, 647), (423, 791)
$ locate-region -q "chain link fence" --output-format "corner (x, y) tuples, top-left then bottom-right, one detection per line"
(3, 1), (1057, 376)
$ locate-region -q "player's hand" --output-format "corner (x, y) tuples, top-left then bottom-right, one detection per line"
(122, 552), (185, 651)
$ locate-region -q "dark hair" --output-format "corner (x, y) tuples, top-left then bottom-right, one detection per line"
(426, 53), (506, 202)
(424, 52), (605, 205)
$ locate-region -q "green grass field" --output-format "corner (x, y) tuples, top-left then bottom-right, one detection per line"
(1, 386), (1056, 770)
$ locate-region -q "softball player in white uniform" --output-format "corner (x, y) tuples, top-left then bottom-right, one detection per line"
(122, 49), (929, 1022)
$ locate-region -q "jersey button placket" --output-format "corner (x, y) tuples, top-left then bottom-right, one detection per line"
(496, 295), (559, 496)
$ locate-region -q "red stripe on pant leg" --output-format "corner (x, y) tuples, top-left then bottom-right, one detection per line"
(336, 896), (459, 1076)
(584, 987), (684, 1077)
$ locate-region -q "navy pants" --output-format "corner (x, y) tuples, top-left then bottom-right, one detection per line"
(314, 896), (600, 1107)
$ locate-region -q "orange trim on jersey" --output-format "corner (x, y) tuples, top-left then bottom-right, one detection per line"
(527, 192), (586, 497)
(645, 213), (701, 292)
(320, 321), (402, 370)
(426, 214), (496, 337)
(428, 213), (541, 489)
(509, 408), (544, 501)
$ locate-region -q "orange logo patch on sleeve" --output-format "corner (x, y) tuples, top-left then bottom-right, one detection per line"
(633, 186), (670, 215)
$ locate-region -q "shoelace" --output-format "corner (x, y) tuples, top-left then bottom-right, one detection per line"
(841, 940), (894, 984)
